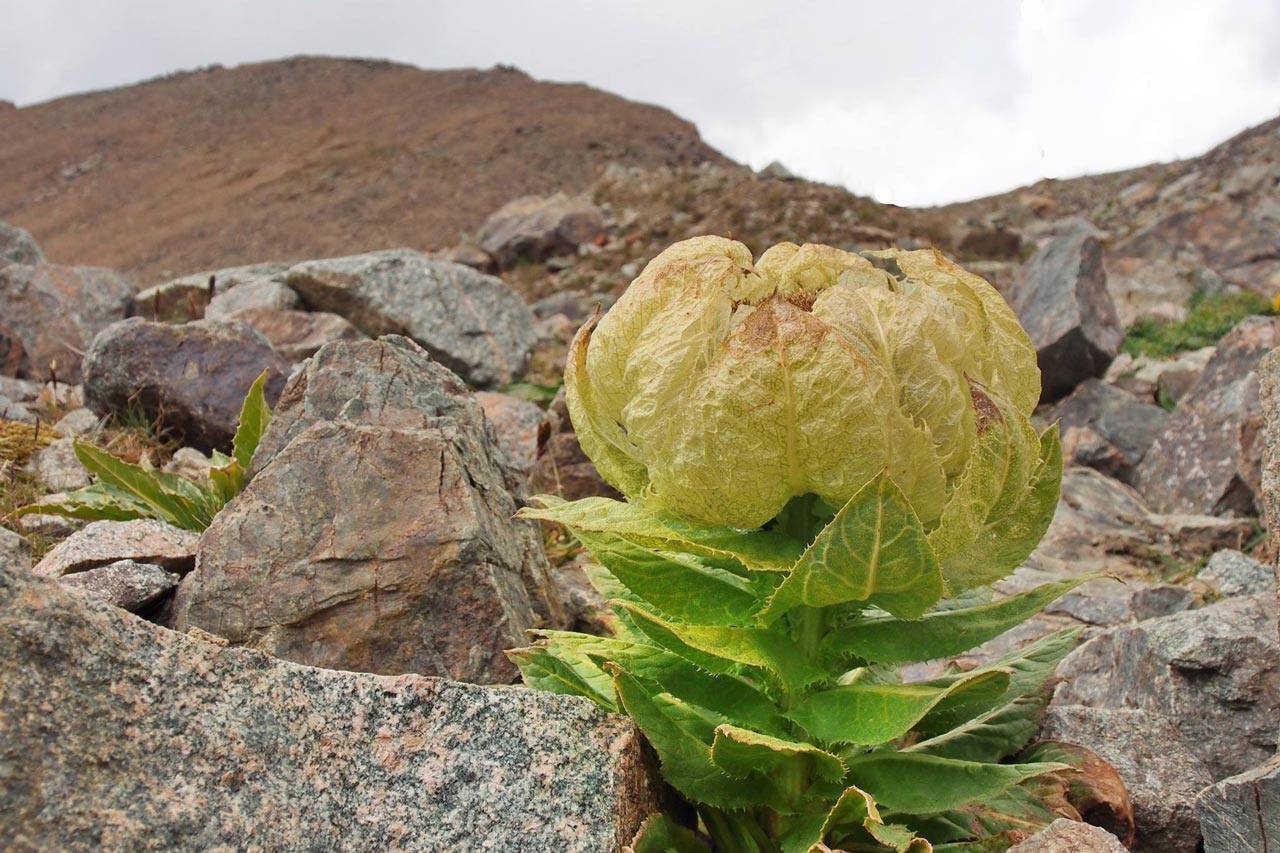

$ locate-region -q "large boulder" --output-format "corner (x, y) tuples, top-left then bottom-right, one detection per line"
(0, 221), (43, 266)
(171, 336), (564, 682)
(475, 192), (606, 269)
(1049, 379), (1168, 484)
(1197, 755), (1280, 853)
(82, 317), (291, 452)
(0, 565), (658, 852)
(0, 263), (135, 382)
(1135, 316), (1280, 517)
(285, 249), (537, 388)
(1013, 231), (1123, 401)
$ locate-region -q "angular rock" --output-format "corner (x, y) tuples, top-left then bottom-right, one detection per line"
(530, 389), (623, 502)
(25, 437), (90, 492)
(285, 249), (536, 388)
(1197, 754), (1280, 853)
(0, 322), (24, 377)
(1007, 818), (1128, 853)
(1040, 707), (1209, 852)
(1200, 549), (1275, 598)
(1053, 594), (1280, 781)
(0, 221), (43, 266)
(133, 262), (290, 323)
(1259, 347), (1280, 549)
(203, 278), (300, 320)
(162, 446), (214, 483)
(475, 193), (605, 269)
(58, 559), (180, 613)
(232, 307), (365, 362)
(0, 566), (657, 853)
(0, 263), (135, 383)
(52, 407), (99, 437)
(476, 391), (545, 474)
(0, 527), (31, 571)
(1050, 380), (1168, 483)
(32, 519), (197, 579)
(1136, 316), (1280, 517)
(172, 336), (563, 682)
(82, 317), (290, 452)
(1014, 231), (1123, 401)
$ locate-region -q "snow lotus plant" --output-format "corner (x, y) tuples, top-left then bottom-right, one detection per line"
(511, 238), (1092, 852)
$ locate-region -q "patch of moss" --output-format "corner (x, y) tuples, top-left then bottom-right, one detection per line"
(1123, 290), (1276, 358)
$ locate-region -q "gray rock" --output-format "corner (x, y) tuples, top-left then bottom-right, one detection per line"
(0, 393), (34, 423)
(32, 519), (197, 579)
(1050, 379), (1168, 483)
(203, 278), (301, 320)
(232, 307), (366, 362)
(25, 437), (90, 492)
(133, 262), (291, 323)
(285, 249), (536, 388)
(1200, 549), (1275, 598)
(1008, 818), (1128, 853)
(1197, 754), (1280, 853)
(58, 559), (180, 613)
(1053, 594), (1280, 782)
(0, 221), (43, 266)
(476, 390), (545, 474)
(0, 263), (135, 383)
(532, 290), (616, 322)
(475, 193), (606, 269)
(0, 565), (658, 853)
(172, 337), (564, 682)
(1040, 706), (1209, 851)
(0, 527), (31, 571)
(52, 407), (99, 437)
(1259, 347), (1280, 547)
(1136, 316), (1280, 517)
(162, 446), (214, 483)
(1014, 231), (1123, 401)
(82, 317), (290, 453)
(13, 511), (80, 541)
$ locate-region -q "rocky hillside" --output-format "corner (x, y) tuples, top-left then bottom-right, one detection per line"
(0, 57), (728, 282)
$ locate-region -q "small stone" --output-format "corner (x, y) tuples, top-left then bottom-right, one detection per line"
(0, 221), (44, 266)
(162, 446), (214, 483)
(26, 437), (90, 492)
(32, 519), (198, 578)
(0, 526), (32, 571)
(52, 407), (99, 437)
(58, 559), (180, 613)
(475, 193), (606, 269)
(1007, 818), (1128, 853)
(1199, 549), (1275, 598)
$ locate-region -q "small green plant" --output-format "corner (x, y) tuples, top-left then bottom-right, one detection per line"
(511, 240), (1099, 852)
(10, 370), (272, 532)
(1122, 290), (1275, 358)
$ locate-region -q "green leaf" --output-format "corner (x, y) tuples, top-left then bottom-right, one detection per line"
(710, 724), (845, 786)
(574, 529), (774, 626)
(10, 482), (153, 522)
(786, 669), (1009, 747)
(627, 814), (712, 853)
(762, 474), (944, 622)
(821, 575), (1096, 667)
(617, 601), (825, 694)
(778, 786), (879, 853)
(507, 643), (617, 710)
(520, 494), (804, 572)
(844, 752), (1066, 815)
(910, 670), (1013, 737)
(232, 368), (272, 470)
(71, 441), (215, 530)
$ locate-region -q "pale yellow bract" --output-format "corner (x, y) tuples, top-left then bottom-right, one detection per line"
(567, 236), (1042, 534)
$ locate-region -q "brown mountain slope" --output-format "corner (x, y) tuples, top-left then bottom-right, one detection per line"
(0, 57), (729, 284)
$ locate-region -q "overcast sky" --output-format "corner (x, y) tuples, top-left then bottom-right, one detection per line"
(4, 0), (1279, 206)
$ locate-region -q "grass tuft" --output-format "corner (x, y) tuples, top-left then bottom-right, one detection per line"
(1123, 290), (1275, 358)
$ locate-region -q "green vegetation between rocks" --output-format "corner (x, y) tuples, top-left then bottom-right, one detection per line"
(1122, 290), (1276, 358)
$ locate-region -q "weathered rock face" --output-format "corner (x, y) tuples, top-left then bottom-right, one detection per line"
(33, 519), (198, 579)
(1007, 819), (1128, 853)
(1199, 549), (1275, 598)
(1197, 755), (1280, 853)
(1259, 347), (1280, 551)
(475, 192), (606, 269)
(1052, 594), (1280, 783)
(476, 390), (546, 474)
(82, 317), (291, 452)
(0, 263), (135, 383)
(232, 307), (366, 362)
(1136, 316), (1280, 517)
(1050, 380), (1168, 484)
(133, 262), (291, 324)
(58, 559), (180, 613)
(285, 249), (537, 388)
(1014, 231), (1124, 401)
(203, 277), (301, 320)
(172, 336), (563, 682)
(0, 221), (44, 266)
(0, 527), (31, 571)
(0, 565), (658, 853)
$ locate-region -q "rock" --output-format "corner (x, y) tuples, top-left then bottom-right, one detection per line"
(1045, 581), (1194, 627)
(1259, 348), (1280, 548)
(957, 224), (1022, 259)
(1040, 707), (1209, 852)
(0, 221), (43, 266)
(58, 559), (180, 613)
(434, 242), (496, 273)
(0, 394), (34, 423)
(1197, 754), (1280, 853)
(530, 389), (623, 502)
(0, 263), (135, 383)
(0, 527), (31, 571)
(133, 262), (291, 323)
(25, 437), (90, 492)
(759, 161), (799, 180)
(32, 519), (197, 579)
(1053, 594), (1280, 782)
(172, 336), (564, 682)
(162, 446), (214, 483)
(285, 249), (536, 388)
(1014, 232), (1124, 401)
(203, 278), (301, 320)
(0, 566), (658, 853)
(476, 391), (545, 474)
(1136, 316), (1280, 517)
(52, 407), (99, 437)
(232, 307), (366, 362)
(0, 322), (24, 377)
(1050, 380), (1168, 483)
(1200, 549), (1275, 598)
(82, 317), (291, 453)
(531, 290), (616, 322)
(13, 512), (80, 541)
(476, 193), (606, 270)
(1007, 818), (1128, 853)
